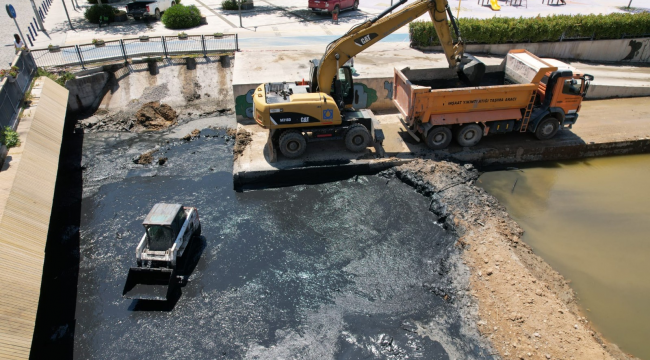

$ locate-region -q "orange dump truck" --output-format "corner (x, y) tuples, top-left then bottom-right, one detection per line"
(393, 50), (594, 149)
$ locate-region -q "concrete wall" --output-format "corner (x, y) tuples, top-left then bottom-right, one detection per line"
(65, 72), (110, 114)
(420, 38), (650, 64)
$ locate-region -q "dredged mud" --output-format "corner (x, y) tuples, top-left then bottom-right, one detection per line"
(31, 123), (495, 359)
(383, 160), (635, 360)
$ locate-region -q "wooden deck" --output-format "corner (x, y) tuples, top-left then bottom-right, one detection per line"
(0, 77), (68, 359)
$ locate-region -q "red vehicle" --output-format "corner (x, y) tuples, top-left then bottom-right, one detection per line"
(309, 0), (359, 14)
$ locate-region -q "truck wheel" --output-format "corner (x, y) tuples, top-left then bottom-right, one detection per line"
(332, 5), (340, 14)
(426, 127), (452, 150)
(194, 223), (202, 237)
(344, 124), (371, 152)
(353, 0), (359, 10)
(456, 124), (483, 147)
(279, 130), (307, 158)
(155, 8), (161, 20)
(535, 117), (560, 140)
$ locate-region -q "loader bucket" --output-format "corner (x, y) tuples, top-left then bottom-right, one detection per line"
(122, 267), (177, 301)
(458, 54), (486, 87)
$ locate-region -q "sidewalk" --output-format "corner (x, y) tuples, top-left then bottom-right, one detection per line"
(29, 0), (637, 50)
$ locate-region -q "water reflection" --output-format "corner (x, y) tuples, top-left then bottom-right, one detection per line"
(478, 154), (650, 360)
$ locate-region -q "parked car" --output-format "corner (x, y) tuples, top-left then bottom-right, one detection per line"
(126, 0), (175, 21)
(309, 0), (359, 14)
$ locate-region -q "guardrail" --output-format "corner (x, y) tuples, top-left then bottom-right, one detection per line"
(0, 52), (38, 129)
(30, 34), (239, 69)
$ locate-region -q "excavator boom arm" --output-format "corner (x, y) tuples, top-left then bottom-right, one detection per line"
(317, 0), (465, 95)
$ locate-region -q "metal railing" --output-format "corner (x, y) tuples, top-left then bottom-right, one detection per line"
(30, 34), (238, 69)
(0, 52), (38, 129)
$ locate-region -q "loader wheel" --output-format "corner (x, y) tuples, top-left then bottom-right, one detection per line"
(456, 124), (483, 147)
(426, 127), (452, 150)
(279, 130), (307, 158)
(535, 117), (560, 140)
(345, 124), (371, 152)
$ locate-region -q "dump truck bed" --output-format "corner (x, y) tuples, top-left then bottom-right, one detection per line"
(393, 50), (558, 125)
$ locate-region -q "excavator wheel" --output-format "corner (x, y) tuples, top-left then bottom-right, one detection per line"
(344, 124), (371, 152)
(426, 127), (452, 150)
(279, 130), (307, 158)
(456, 124), (483, 147)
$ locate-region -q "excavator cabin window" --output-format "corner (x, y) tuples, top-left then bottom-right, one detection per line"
(338, 68), (352, 98)
(331, 66), (354, 107)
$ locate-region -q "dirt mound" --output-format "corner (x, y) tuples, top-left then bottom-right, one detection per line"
(385, 160), (635, 360)
(181, 129), (201, 141)
(134, 149), (158, 165)
(233, 129), (252, 161)
(135, 101), (177, 131)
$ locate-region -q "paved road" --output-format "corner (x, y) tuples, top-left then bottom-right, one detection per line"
(0, 0), (48, 66)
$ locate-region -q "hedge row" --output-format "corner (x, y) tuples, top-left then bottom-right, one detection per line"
(410, 12), (650, 47)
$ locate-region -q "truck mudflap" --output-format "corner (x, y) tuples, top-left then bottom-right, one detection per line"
(122, 267), (178, 301)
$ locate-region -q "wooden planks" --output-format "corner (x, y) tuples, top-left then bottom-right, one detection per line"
(0, 77), (68, 360)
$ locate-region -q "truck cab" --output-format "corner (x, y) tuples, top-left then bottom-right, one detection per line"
(126, 0), (175, 21)
(536, 59), (594, 129)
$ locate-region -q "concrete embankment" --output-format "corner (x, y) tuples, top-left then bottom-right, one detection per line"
(233, 97), (650, 187)
(385, 159), (636, 360)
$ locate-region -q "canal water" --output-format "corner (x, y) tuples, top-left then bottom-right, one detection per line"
(477, 154), (650, 360)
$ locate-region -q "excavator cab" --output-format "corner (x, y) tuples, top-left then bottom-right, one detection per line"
(309, 59), (355, 110)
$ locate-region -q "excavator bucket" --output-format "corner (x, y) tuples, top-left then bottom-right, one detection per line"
(458, 54), (486, 87)
(122, 267), (177, 301)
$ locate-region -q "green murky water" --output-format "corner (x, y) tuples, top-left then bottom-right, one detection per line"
(478, 154), (650, 360)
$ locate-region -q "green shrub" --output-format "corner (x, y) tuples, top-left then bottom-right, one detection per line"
(36, 68), (75, 86)
(161, 4), (202, 29)
(222, 0), (239, 10)
(409, 12), (650, 47)
(84, 4), (116, 24)
(1, 127), (20, 149)
(56, 72), (76, 86)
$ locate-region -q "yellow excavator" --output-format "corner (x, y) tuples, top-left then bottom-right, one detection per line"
(252, 0), (485, 160)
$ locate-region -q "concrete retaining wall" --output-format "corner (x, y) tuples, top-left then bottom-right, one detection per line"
(65, 72), (110, 114)
(420, 38), (650, 64)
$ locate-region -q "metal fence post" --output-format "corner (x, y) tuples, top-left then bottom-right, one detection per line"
(235, 34), (239, 51)
(120, 39), (128, 63)
(162, 36), (169, 58)
(201, 35), (206, 56)
(75, 45), (86, 69)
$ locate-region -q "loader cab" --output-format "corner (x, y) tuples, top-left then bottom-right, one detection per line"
(143, 204), (185, 251)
